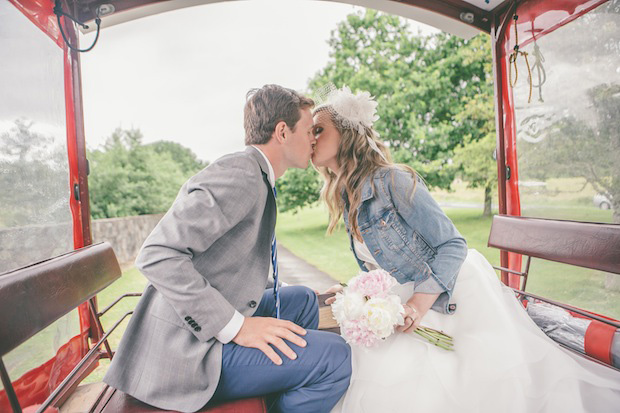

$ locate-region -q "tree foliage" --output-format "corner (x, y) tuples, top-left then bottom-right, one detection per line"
(308, 10), (493, 188)
(88, 128), (207, 219)
(277, 10), (496, 213)
(277, 167), (322, 213)
(0, 119), (69, 227)
(531, 84), (620, 223)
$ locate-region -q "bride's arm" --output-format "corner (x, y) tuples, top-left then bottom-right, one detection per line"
(386, 168), (468, 315)
(398, 292), (440, 333)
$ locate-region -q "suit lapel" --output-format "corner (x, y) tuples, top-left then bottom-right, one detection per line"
(245, 146), (276, 204)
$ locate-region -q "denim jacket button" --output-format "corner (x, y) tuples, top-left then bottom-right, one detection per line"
(380, 220), (386, 226)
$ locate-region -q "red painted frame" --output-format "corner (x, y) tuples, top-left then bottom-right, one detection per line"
(2, 0), (94, 409)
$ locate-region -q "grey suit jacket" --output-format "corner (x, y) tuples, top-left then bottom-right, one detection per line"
(104, 146), (277, 412)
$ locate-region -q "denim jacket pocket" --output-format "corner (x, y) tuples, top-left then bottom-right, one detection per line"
(376, 209), (406, 252)
(411, 231), (436, 261)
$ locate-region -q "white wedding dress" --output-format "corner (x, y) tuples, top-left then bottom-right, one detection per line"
(332, 248), (620, 413)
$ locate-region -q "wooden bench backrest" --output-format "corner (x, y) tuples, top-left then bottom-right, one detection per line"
(0, 242), (122, 357)
(488, 215), (620, 275)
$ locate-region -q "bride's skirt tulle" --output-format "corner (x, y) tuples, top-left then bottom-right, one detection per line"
(332, 249), (620, 413)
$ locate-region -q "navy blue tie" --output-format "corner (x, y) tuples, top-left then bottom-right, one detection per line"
(271, 185), (280, 319)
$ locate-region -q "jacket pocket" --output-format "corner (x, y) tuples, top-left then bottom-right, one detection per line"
(411, 231), (436, 260)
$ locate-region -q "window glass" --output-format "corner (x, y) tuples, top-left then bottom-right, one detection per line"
(512, 3), (619, 224)
(0, 2), (79, 407)
(0, 1), (73, 274)
(511, 2), (620, 319)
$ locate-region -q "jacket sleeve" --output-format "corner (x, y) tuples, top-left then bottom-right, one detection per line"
(386, 168), (468, 296)
(135, 157), (262, 342)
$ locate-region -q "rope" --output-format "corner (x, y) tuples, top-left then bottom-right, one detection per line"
(508, 14), (533, 103)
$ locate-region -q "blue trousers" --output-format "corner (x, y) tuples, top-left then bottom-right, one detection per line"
(212, 286), (352, 413)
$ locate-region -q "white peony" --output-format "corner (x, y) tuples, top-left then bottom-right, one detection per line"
(364, 296), (405, 339)
(331, 290), (366, 323)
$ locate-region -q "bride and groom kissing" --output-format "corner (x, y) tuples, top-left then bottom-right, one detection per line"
(104, 84), (620, 412)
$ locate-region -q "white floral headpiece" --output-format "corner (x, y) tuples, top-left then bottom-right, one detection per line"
(314, 84), (386, 160)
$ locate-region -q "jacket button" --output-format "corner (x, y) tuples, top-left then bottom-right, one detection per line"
(185, 316), (192, 321)
(195, 326), (201, 332)
(249, 300), (257, 308)
(189, 321), (197, 327)
(380, 220), (386, 226)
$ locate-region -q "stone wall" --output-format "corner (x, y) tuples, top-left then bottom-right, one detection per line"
(0, 214), (164, 275)
(91, 214), (164, 265)
(0, 222), (73, 274)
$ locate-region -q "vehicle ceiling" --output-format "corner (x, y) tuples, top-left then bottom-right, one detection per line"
(73, 0), (513, 39)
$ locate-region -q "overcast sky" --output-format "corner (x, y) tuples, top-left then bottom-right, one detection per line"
(80, 0), (359, 162)
(80, 0), (435, 163)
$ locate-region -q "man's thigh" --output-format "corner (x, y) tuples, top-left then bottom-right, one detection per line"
(213, 329), (348, 401)
(254, 285), (318, 329)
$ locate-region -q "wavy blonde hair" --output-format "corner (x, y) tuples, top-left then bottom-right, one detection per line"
(314, 107), (417, 241)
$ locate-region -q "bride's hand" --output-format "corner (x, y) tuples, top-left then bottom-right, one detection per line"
(398, 303), (424, 333)
(323, 284), (344, 305)
(398, 292), (440, 333)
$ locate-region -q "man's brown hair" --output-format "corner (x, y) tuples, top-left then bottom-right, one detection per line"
(244, 85), (314, 145)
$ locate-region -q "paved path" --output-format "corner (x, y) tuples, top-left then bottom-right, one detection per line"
(276, 243), (339, 292)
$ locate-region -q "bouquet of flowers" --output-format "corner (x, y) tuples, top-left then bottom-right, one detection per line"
(331, 269), (454, 350)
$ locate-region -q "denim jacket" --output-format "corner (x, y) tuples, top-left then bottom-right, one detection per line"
(343, 167), (467, 314)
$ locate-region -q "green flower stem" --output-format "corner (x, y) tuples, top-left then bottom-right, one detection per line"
(414, 326), (454, 351)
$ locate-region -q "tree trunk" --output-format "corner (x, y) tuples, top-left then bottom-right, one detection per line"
(605, 273), (620, 292)
(483, 184), (492, 216)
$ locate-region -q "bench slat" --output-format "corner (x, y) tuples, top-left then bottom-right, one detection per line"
(488, 215), (620, 275)
(0, 242), (121, 357)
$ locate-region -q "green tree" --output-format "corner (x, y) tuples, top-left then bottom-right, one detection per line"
(0, 119), (69, 227)
(542, 84), (620, 223)
(147, 140), (208, 174)
(88, 128), (205, 219)
(308, 10), (493, 190)
(277, 167), (321, 213)
(451, 33), (497, 216)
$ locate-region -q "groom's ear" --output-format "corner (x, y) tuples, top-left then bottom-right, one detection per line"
(273, 121), (288, 144)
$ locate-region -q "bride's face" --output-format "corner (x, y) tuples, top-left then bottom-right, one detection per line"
(312, 111), (340, 170)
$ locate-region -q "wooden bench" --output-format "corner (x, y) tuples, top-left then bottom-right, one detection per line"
(487, 215), (620, 368)
(0, 242), (266, 413)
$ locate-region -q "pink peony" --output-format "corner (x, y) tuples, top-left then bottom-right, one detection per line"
(347, 269), (397, 298)
(340, 319), (380, 347)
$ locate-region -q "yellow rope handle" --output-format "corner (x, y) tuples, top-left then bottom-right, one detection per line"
(508, 13), (533, 103)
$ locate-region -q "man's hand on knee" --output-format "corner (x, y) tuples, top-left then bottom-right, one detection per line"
(232, 317), (307, 365)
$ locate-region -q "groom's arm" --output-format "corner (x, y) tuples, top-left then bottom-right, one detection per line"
(136, 157), (260, 343)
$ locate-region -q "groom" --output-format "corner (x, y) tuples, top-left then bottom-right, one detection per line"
(104, 85), (352, 413)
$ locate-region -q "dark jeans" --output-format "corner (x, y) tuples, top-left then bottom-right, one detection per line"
(213, 286), (352, 413)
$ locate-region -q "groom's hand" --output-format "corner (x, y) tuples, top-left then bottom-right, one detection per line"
(232, 317), (307, 365)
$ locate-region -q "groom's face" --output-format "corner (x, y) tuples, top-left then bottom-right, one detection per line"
(282, 108), (316, 169)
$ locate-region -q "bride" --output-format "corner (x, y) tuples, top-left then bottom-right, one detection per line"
(311, 86), (620, 412)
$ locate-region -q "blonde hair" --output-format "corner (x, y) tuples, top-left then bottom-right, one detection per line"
(314, 107), (417, 241)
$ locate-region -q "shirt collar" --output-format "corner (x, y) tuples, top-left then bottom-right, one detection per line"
(251, 145), (275, 187)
